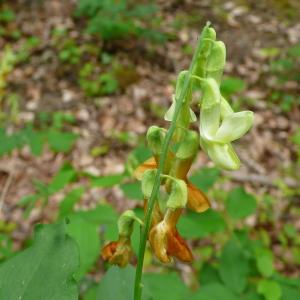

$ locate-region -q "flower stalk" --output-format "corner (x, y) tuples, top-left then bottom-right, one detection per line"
(133, 22), (214, 300)
(101, 22), (254, 300)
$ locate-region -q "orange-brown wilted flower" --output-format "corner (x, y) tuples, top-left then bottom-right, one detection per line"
(101, 210), (142, 268)
(102, 236), (132, 268)
(134, 156), (210, 213)
(149, 208), (193, 263)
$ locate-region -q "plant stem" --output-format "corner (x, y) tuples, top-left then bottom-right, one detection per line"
(133, 24), (209, 300)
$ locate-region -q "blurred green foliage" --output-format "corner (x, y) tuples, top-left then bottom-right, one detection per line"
(75, 0), (166, 42)
(267, 43), (300, 112)
(1, 143), (299, 300)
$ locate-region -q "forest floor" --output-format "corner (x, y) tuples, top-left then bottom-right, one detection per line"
(0, 0), (300, 276)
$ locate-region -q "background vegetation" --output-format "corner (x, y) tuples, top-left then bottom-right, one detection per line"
(0, 0), (299, 299)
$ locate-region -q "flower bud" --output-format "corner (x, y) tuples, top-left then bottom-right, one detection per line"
(193, 25), (216, 78)
(206, 41), (226, 85)
(147, 126), (165, 156)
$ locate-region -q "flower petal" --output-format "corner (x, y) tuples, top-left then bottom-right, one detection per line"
(102, 238), (132, 268)
(149, 222), (171, 263)
(167, 228), (193, 262)
(102, 241), (118, 262)
(220, 96), (234, 119)
(199, 78), (221, 141)
(214, 111), (254, 143)
(206, 142), (241, 170)
(133, 156), (157, 180)
(187, 182), (210, 213)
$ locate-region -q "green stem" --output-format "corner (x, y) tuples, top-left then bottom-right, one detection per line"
(133, 24), (210, 300)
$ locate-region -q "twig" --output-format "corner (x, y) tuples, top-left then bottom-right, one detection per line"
(0, 172), (14, 212)
(225, 171), (299, 189)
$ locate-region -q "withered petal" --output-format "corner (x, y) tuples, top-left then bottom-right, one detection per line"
(133, 157), (157, 180)
(167, 229), (193, 262)
(101, 241), (118, 261)
(149, 223), (171, 263)
(101, 239), (132, 268)
(187, 182), (210, 213)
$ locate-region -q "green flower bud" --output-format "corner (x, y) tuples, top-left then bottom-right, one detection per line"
(193, 25), (216, 78)
(206, 41), (226, 85)
(147, 126), (165, 155)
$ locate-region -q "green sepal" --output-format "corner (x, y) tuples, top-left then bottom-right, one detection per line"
(141, 169), (157, 198)
(147, 126), (165, 155)
(118, 210), (143, 237)
(164, 95), (197, 123)
(162, 176), (187, 209)
(176, 130), (199, 159)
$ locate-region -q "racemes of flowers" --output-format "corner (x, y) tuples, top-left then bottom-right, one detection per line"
(101, 23), (254, 299)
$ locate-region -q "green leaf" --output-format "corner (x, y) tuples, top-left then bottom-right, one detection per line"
(66, 216), (101, 280)
(73, 204), (119, 240)
(189, 167), (220, 192)
(221, 77), (246, 97)
(48, 164), (77, 194)
(120, 182), (144, 201)
(0, 223), (79, 300)
(27, 130), (45, 156)
(255, 248), (274, 278)
(281, 284), (300, 300)
(219, 240), (249, 294)
(199, 263), (221, 285)
(226, 187), (257, 219)
(190, 283), (239, 300)
(96, 265), (136, 300)
(59, 187), (85, 218)
(74, 204), (118, 225)
(91, 174), (124, 188)
(47, 130), (78, 153)
(143, 272), (191, 300)
(257, 279), (282, 300)
(288, 44), (300, 57)
(178, 209), (226, 239)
